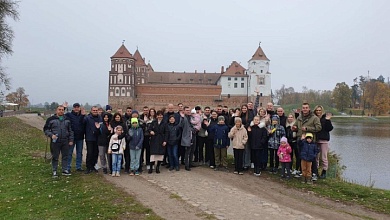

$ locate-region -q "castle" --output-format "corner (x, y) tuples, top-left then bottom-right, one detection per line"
(108, 43), (272, 110)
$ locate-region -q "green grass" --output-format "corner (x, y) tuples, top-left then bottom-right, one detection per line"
(0, 117), (161, 220)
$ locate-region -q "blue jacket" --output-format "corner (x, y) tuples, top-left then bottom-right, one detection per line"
(207, 123), (230, 148)
(83, 113), (102, 142)
(65, 111), (85, 140)
(126, 126), (144, 150)
(299, 140), (318, 161)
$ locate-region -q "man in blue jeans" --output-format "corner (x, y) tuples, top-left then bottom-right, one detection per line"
(64, 102), (86, 172)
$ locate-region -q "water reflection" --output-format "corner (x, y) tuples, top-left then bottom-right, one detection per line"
(331, 122), (390, 190)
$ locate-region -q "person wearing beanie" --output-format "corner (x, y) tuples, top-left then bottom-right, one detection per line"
(267, 114), (286, 174)
(106, 105), (112, 113)
(277, 136), (292, 179)
(126, 118), (144, 176)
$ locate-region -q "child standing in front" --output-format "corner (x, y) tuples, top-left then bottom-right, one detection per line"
(267, 115), (286, 174)
(205, 116), (230, 171)
(108, 125), (126, 177)
(127, 118), (144, 176)
(228, 117), (248, 175)
(299, 133), (318, 184)
(277, 137), (292, 179)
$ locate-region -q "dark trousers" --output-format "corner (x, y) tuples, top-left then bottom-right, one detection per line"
(233, 148), (244, 172)
(290, 141), (300, 171)
(51, 141), (69, 172)
(179, 143), (185, 164)
(123, 147), (130, 172)
(184, 135), (196, 167)
(139, 137), (150, 170)
(194, 135), (206, 162)
(260, 148), (268, 170)
(269, 148), (279, 169)
(281, 162), (291, 177)
(205, 138), (215, 166)
(252, 149), (262, 174)
(86, 141), (98, 171)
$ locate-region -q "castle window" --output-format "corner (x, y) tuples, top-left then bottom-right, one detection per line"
(190, 79), (193, 82)
(261, 70), (263, 73)
(241, 77), (244, 81)
(199, 78), (202, 82)
(252, 61), (256, 65)
(228, 82), (231, 88)
(228, 77), (231, 81)
(234, 83), (237, 88)
(241, 83), (244, 88)
(178, 78), (181, 81)
(116, 89), (119, 94)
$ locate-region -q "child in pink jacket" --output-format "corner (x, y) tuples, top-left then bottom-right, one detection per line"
(277, 137), (292, 179)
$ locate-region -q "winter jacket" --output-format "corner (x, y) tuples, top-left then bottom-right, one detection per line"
(108, 135), (126, 154)
(294, 111), (322, 141)
(97, 121), (111, 147)
(180, 115), (194, 147)
(65, 111), (85, 140)
(267, 124), (286, 149)
(166, 123), (182, 146)
(277, 144), (292, 162)
(149, 119), (169, 155)
(83, 113), (102, 142)
(207, 123), (230, 148)
(248, 125), (268, 150)
(299, 140), (318, 161)
(316, 114), (333, 141)
(228, 125), (248, 149)
(201, 117), (218, 140)
(190, 114), (201, 131)
(285, 121), (297, 144)
(126, 126), (144, 150)
(240, 111), (254, 128)
(44, 114), (74, 143)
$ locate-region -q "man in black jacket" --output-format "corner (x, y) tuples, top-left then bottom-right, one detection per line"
(43, 105), (74, 178)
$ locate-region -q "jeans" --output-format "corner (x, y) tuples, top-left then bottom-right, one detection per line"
(130, 149), (142, 171)
(167, 144), (179, 168)
(51, 141), (69, 172)
(112, 154), (123, 173)
(67, 139), (83, 170)
(98, 146), (108, 169)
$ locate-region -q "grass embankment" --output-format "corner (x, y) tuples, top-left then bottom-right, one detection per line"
(227, 152), (390, 215)
(0, 117), (161, 220)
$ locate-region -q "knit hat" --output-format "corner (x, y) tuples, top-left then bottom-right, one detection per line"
(280, 137), (288, 143)
(218, 116), (225, 122)
(305, 133), (313, 139)
(191, 109), (196, 114)
(271, 115), (279, 121)
(131, 110), (139, 115)
(131, 118), (138, 124)
(106, 105), (112, 111)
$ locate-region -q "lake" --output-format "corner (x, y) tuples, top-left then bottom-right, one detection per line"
(331, 119), (390, 190)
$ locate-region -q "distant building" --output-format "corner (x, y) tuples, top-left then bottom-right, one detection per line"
(108, 43), (272, 110)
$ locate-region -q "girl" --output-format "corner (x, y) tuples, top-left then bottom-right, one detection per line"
(108, 125), (126, 177)
(277, 137), (292, 179)
(97, 113), (113, 174)
(267, 115), (286, 174)
(247, 116), (268, 176)
(127, 118), (144, 176)
(228, 117), (248, 175)
(110, 112), (128, 172)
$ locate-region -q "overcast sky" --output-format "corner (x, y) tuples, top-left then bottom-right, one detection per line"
(3, 0), (390, 106)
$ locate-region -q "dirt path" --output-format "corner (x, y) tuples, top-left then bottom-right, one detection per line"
(18, 114), (389, 220)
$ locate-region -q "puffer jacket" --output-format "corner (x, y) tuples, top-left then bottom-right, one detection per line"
(108, 135), (126, 154)
(166, 122), (182, 146)
(277, 144), (292, 162)
(65, 111), (85, 140)
(299, 140), (318, 161)
(43, 114), (74, 143)
(207, 123), (230, 148)
(127, 126), (144, 150)
(228, 125), (248, 149)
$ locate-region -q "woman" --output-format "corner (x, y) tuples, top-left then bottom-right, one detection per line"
(148, 110), (168, 173)
(240, 104), (254, 170)
(201, 110), (218, 168)
(110, 112), (128, 172)
(314, 105), (333, 179)
(97, 113), (113, 174)
(285, 113), (299, 176)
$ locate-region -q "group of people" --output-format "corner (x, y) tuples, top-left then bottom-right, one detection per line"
(43, 95), (333, 183)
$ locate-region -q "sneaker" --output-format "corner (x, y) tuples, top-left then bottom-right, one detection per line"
(210, 166), (215, 169)
(116, 172), (120, 177)
(52, 171), (58, 178)
(62, 170), (71, 176)
(291, 170), (298, 175)
(238, 172), (244, 175)
(250, 163), (254, 169)
(112, 172), (116, 177)
(233, 171), (238, 174)
(254, 172), (261, 177)
(129, 172), (134, 176)
(76, 168), (84, 172)
(169, 167), (174, 171)
(103, 168), (108, 174)
(175, 166), (180, 171)
(223, 167), (229, 172)
(135, 171), (140, 176)
(312, 174), (318, 182)
(94, 164), (101, 170)
(272, 168), (278, 174)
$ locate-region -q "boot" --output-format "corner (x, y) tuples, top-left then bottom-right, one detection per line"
(148, 162), (154, 174)
(320, 170), (327, 179)
(156, 161), (161, 173)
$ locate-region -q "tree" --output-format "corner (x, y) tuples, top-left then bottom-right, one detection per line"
(50, 102), (59, 110)
(332, 82), (352, 111)
(44, 102), (50, 110)
(5, 87), (29, 110)
(0, 1), (19, 98)
(372, 82), (390, 115)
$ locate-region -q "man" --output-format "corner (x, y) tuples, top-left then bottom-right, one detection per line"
(65, 102), (86, 172)
(124, 106), (132, 122)
(163, 104), (181, 125)
(83, 106), (102, 174)
(293, 101), (322, 181)
(216, 105), (229, 122)
(276, 107), (287, 129)
(44, 105), (74, 177)
(106, 105), (112, 114)
(195, 106), (209, 164)
(181, 106), (196, 171)
(138, 106), (150, 172)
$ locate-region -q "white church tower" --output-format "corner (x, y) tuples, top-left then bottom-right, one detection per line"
(247, 43), (272, 106)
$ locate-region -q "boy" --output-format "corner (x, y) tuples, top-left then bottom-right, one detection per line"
(205, 116), (230, 171)
(299, 133), (318, 184)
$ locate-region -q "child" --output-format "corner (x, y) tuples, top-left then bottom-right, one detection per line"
(228, 117), (248, 175)
(190, 108), (201, 131)
(267, 115), (286, 174)
(277, 137), (292, 179)
(97, 113), (113, 174)
(247, 116), (268, 176)
(166, 115), (182, 171)
(108, 125), (126, 177)
(127, 118), (144, 176)
(205, 116), (230, 171)
(299, 133), (318, 184)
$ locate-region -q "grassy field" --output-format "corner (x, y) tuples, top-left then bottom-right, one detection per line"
(0, 117), (161, 220)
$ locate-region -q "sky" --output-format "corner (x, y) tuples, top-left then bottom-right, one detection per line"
(3, 0), (390, 106)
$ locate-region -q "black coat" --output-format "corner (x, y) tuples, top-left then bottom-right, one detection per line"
(149, 120), (169, 155)
(248, 125), (268, 150)
(316, 114), (333, 141)
(97, 122), (111, 147)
